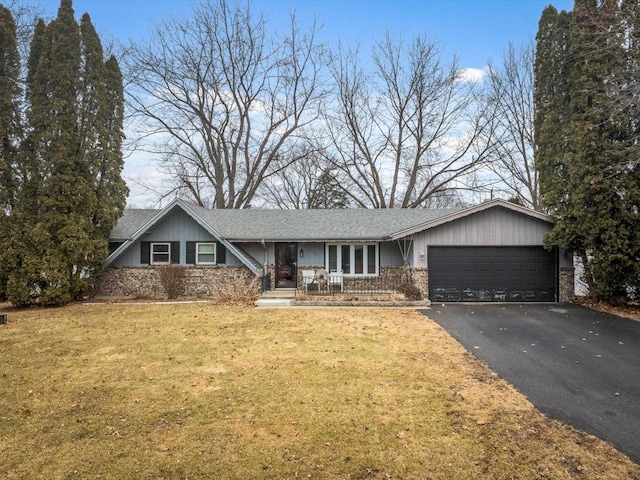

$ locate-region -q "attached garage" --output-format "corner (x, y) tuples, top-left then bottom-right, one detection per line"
(428, 246), (557, 302)
(391, 200), (573, 303)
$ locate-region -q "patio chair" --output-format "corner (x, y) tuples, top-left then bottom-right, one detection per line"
(315, 268), (329, 292)
(329, 270), (344, 292)
(301, 269), (315, 292)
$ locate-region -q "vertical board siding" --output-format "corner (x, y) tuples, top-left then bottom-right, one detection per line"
(241, 243), (270, 269)
(411, 207), (553, 267)
(380, 241), (405, 266)
(298, 243), (325, 267)
(411, 207), (553, 266)
(113, 208), (224, 266)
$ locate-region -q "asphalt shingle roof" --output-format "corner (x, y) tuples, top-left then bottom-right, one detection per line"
(109, 209), (157, 240)
(110, 204), (463, 242)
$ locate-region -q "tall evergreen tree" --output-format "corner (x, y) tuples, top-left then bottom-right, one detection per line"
(96, 55), (128, 235)
(535, 0), (640, 302)
(6, 0), (127, 306)
(0, 5), (21, 299)
(534, 6), (572, 215)
(0, 6), (21, 204)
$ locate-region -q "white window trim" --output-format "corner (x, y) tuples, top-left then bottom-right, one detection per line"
(326, 243), (379, 276)
(151, 242), (171, 265)
(196, 242), (217, 265)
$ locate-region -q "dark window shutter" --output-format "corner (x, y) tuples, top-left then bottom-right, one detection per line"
(108, 242), (123, 255)
(171, 242), (180, 264)
(140, 242), (150, 264)
(186, 242), (196, 264)
(217, 242), (226, 264)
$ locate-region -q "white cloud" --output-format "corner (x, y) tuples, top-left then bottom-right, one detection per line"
(459, 67), (487, 83)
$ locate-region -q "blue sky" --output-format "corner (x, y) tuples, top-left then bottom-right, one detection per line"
(37, 0), (575, 206)
(41, 0), (574, 71)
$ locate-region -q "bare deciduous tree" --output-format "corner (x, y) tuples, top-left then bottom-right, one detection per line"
(260, 148), (351, 209)
(323, 33), (496, 208)
(485, 42), (543, 211)
(124, 0), (326, 208)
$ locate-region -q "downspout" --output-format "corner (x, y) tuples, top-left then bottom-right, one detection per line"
(261, 239), (268, 276)
(260, 239), (269, 292)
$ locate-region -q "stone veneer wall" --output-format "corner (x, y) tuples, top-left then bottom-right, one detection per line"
(559, 266), (575, 303)
(295, 265), (428, 296)
(95, 266), (259, 299)
(412, 267), (428, 297)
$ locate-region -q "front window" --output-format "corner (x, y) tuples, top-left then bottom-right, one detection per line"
(326, 243), (378, 276)
(196, 243), (216, 265)
(329, 245), (338, 271)
(151, 243), (170, 265)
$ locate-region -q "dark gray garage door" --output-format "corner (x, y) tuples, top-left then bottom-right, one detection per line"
(428, 246), (557, 302)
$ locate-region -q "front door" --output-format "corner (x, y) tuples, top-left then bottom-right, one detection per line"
(275, 242), (298, 288)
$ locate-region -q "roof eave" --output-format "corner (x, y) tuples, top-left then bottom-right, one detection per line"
(177, 201), (263, 275)
(104, 199), (263, 276)
(227, 237), (389, 243)
(390, 199), (553, 240)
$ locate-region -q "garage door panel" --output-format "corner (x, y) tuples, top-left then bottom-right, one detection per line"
(429, 247), (557, 302)
(477, 261), (492, 271)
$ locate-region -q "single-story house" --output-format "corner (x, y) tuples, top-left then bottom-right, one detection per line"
(97, 198), (574, 302)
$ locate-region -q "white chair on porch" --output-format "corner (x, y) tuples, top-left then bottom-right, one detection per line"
(315, 268), (329, 292)
(329, 270), (344, 292)
(301, 269), (315, 292)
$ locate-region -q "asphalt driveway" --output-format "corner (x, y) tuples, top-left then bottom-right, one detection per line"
(422, 304), (640, 464)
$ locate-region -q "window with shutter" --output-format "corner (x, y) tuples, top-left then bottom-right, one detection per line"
(150, 243), (171, 265)
(196, 243), (216, 265)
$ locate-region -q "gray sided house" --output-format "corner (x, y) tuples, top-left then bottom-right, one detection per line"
(98, 199), (575, 302)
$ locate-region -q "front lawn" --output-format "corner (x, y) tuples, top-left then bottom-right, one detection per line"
(1, 304), (637, 479)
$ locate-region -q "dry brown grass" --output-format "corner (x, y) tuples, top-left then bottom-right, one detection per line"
(0, 304), (638, 479)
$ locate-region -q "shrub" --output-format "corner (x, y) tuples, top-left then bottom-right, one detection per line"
(157, 264), (187, 299)
(217, 277), (260, 306)
(398, 282), (423, 301)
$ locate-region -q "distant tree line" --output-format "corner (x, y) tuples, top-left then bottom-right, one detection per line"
(123, 0), (507, 210)
(0, 0), (127, 306)
(119, 1), (550, 212)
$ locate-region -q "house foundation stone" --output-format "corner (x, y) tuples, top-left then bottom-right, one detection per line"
(95, 266), (259, 299)
(559, 266), (575, 303)
(293, 265), (428, 297)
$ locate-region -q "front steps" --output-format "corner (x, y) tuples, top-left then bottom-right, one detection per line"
(255, 288), (296, 307)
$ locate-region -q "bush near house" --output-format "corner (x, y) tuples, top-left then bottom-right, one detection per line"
(157, 264), (187, 299)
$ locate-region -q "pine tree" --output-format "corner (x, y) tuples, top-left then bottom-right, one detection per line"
(95, 55), (128, 236)
(0, 6), (21, 208)
(78, 14), (127, 272)
(307, 168), (351, 209)
(0, 5), (21, 299)
(534, 6), (572, 216)
(535, 0), (640, 302)
(7, 0), (128, 306)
